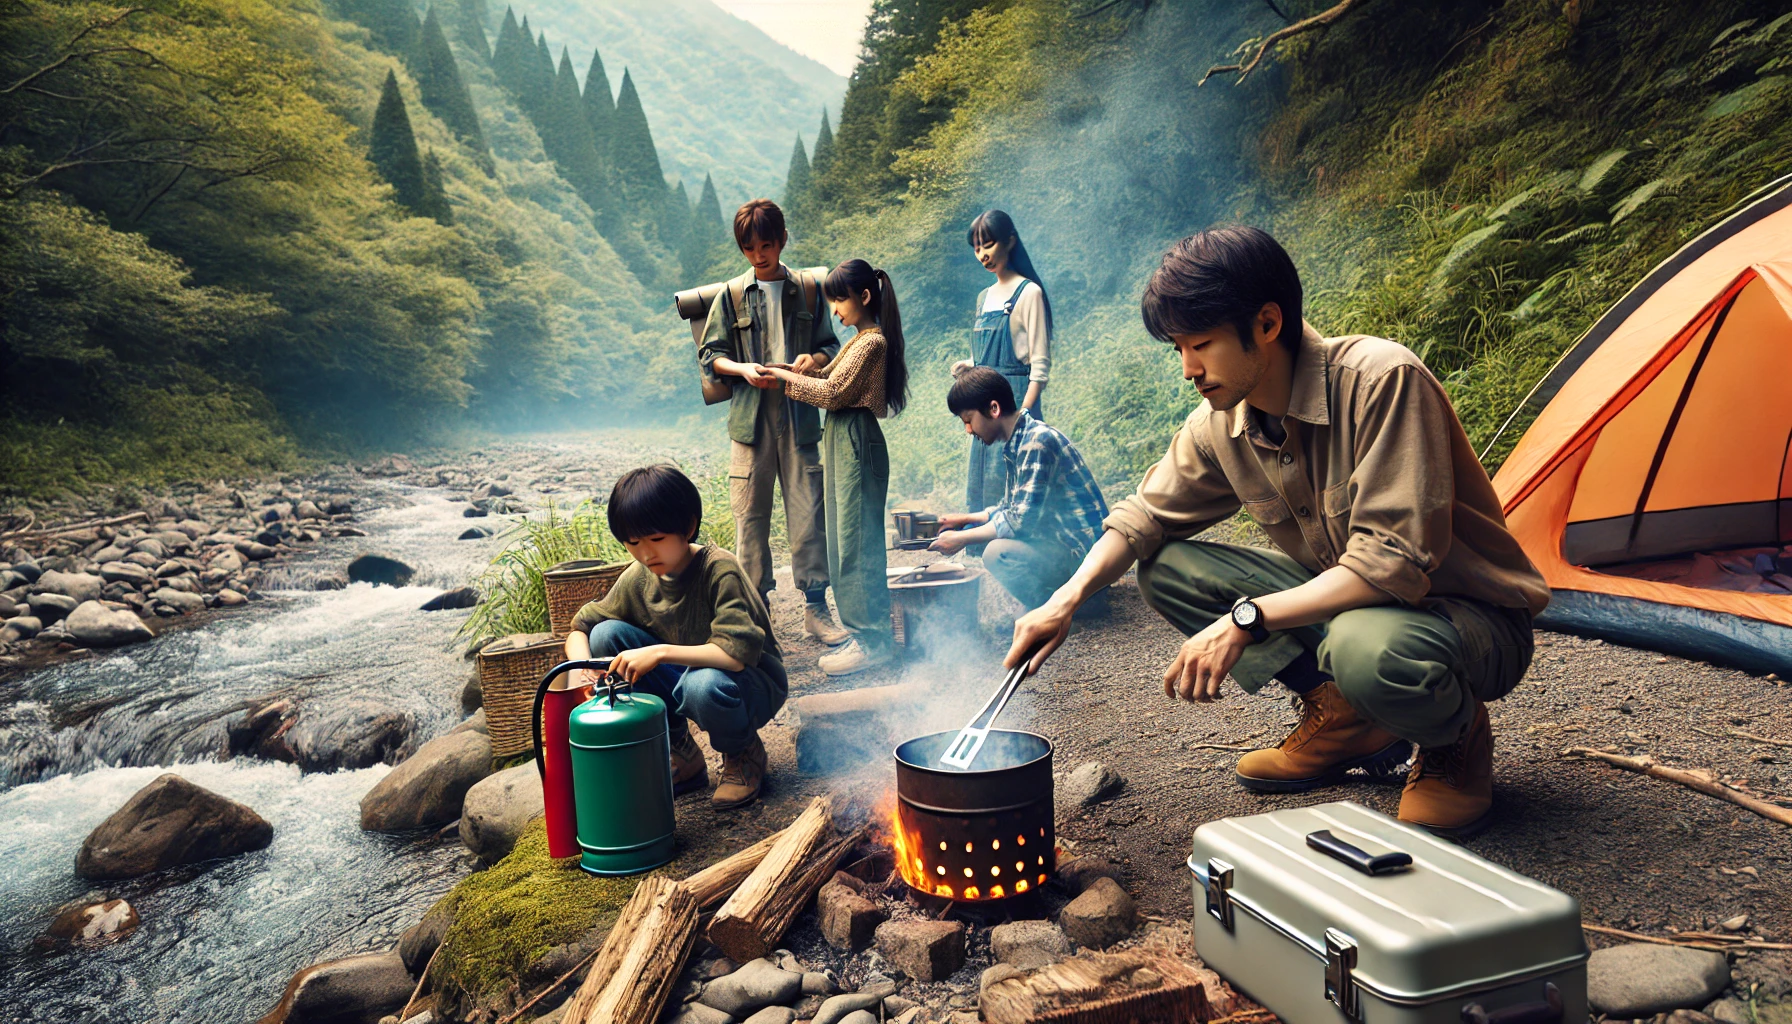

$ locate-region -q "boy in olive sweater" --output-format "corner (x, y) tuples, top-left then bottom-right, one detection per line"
(565, 465), (785, 809)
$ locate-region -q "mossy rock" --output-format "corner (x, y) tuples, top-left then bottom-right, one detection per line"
(431, 820), (645, 1006)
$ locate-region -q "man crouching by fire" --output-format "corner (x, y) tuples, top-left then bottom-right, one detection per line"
(1004, 226), (1549, 838)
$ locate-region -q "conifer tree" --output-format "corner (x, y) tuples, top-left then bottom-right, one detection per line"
(417, 7), (491, 168)
(545, 47), (612, 218)
(664, 178), (692, 265)
(492, 9), (525, 92)
(696, 173), (724, 236)
(370, 70), (431, 216)
(682, 172), (725, 276)
(526, 32), (554, 115)
(611, 69), (666, 204)
(421, 149), (454, 224)
(456, 0), (490, 60)
(582, 49), (615, 161)
(784, 135), (810, 203)
(811, 109), (835, 180)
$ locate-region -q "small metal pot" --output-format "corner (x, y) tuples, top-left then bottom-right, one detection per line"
(892, 730), (1055, 901)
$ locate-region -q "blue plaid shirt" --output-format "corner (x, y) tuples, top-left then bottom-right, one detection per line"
(983, 411), (1109, 558)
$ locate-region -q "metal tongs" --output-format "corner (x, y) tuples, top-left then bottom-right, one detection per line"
(939, 650), (1037, 770)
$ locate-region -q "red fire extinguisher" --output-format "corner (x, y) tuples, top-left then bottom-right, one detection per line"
(532, 658), (606, 859)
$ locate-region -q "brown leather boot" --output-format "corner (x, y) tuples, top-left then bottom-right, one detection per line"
(712, 735), (768, 809)
(669, 727), (709, 796)
(804, 603), (851, 647)
(1399, 699), (1494, 837)
(1235, 681), (1411, 792)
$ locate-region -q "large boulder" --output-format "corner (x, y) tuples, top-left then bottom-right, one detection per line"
(359, 729), (491, 831)
(36, 569), (104, 603)
(398, 895), (458, 976)
(459, 762), (544, 862)
(346, 554), (414, 587)
(98, 560), (154, 586)
(258, 950), (412, 1024)
(64, 601), (153, 647)
(77, 774), (273, 879)
(1588, 943), (1730, 1018)
(27, 591), (78, 623)
(285, 701), (413, 773)
(151, 587), (206, 614)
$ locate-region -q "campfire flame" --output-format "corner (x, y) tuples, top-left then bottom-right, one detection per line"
(886, 798), (1050, 902)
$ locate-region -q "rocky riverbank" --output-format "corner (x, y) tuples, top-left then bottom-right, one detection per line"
(0, 475), (370, 674)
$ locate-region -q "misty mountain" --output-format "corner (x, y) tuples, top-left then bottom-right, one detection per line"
(512, 0), (847, 207)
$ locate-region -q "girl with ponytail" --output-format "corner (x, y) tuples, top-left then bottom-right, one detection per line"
(956, 209), (1054, 511)
(766, 260), (909, 677)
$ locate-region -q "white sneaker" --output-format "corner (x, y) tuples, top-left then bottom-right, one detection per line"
(818, 639), (893, 677)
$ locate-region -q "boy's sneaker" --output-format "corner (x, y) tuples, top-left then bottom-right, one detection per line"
(804, 602), (851, 646)
(713, 736), (767, 809)
(817, 639), (893, 677)
(669, 729), (709, 795)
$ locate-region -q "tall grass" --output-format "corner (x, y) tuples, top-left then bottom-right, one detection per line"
(457, 478), (741, 651)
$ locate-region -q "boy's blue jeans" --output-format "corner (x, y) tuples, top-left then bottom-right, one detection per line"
(585, 620), (777, 755)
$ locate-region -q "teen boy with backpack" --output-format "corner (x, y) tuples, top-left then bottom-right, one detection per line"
(698, 199), (850, 647)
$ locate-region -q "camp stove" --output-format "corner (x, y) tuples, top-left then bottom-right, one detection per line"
(890, 730), (1055, 902)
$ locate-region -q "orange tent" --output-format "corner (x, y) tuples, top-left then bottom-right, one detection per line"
(1489, 175), (1792, 676)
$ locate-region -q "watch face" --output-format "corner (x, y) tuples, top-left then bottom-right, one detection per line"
(1233, 601), (1258, 628)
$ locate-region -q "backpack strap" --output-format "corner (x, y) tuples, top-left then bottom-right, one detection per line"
(789, 266), (819, 328)
(725, 270), (754, 357)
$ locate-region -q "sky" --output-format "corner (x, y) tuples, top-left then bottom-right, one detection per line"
(711, 0), (873, 77)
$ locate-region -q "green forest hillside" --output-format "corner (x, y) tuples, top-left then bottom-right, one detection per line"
(780, 0), (1792, 507)
(0, 0), (793, 496)
(515, 0), (846, 204)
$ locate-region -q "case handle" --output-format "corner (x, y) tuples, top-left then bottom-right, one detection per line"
(1306, 830), (1413, 876)
(1461, 982), (1563, 1024)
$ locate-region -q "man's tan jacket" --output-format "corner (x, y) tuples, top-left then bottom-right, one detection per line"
(1104, 324), (1550, 615)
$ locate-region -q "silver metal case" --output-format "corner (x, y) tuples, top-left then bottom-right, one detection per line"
(1188, 801), (1588, 1024)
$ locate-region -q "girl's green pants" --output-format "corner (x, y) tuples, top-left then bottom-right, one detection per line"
(822, 407), (893, 653)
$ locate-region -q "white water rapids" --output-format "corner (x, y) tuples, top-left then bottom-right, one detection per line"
(0, 486), (507, 1022)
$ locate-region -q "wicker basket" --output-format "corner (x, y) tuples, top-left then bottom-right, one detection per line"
(544, 559), (629, 637)
(888, 566), (983, 653)
(476, 631), (566, 759)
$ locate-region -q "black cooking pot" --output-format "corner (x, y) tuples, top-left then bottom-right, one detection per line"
(892, 730), (1055, 901)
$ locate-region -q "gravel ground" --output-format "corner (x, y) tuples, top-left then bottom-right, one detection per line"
(414, 436), (1792, 1002)
(746, 549), (1792, 997)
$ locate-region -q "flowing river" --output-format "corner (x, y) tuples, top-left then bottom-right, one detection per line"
(0, 484), (506, 1023)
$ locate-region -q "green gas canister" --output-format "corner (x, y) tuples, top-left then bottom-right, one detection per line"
(566, 677), (677, 875)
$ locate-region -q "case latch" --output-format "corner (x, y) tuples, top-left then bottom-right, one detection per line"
(1325, 928), (1361, 1020)
(1204, 858), (1235, 932)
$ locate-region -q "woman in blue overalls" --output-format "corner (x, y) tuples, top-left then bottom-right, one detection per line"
(954, 210), (1055, 512)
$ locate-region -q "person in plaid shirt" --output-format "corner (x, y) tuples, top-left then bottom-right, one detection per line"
(932, 367), (1110, 611)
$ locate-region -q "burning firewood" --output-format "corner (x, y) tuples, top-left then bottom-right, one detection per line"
(980, 949), (1214, 1024)
(707, 795), (857, 963)
(561, 876), (699, 1024)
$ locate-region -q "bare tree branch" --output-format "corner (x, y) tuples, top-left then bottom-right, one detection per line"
(1261, 0), (1291, 22)
(1201, 0), (1369, 86)
(1, 8), (150, 96)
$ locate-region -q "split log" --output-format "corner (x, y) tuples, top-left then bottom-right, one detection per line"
(680, 830), (783, 909)
(562, 875), (699, 1024)
(707, 795), (837, 963)
(981, 949), (1212, 1024)
(1566, 748), (1792, 826)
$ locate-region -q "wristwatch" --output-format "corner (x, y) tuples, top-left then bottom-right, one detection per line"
(1230, 596), (1270, 644)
